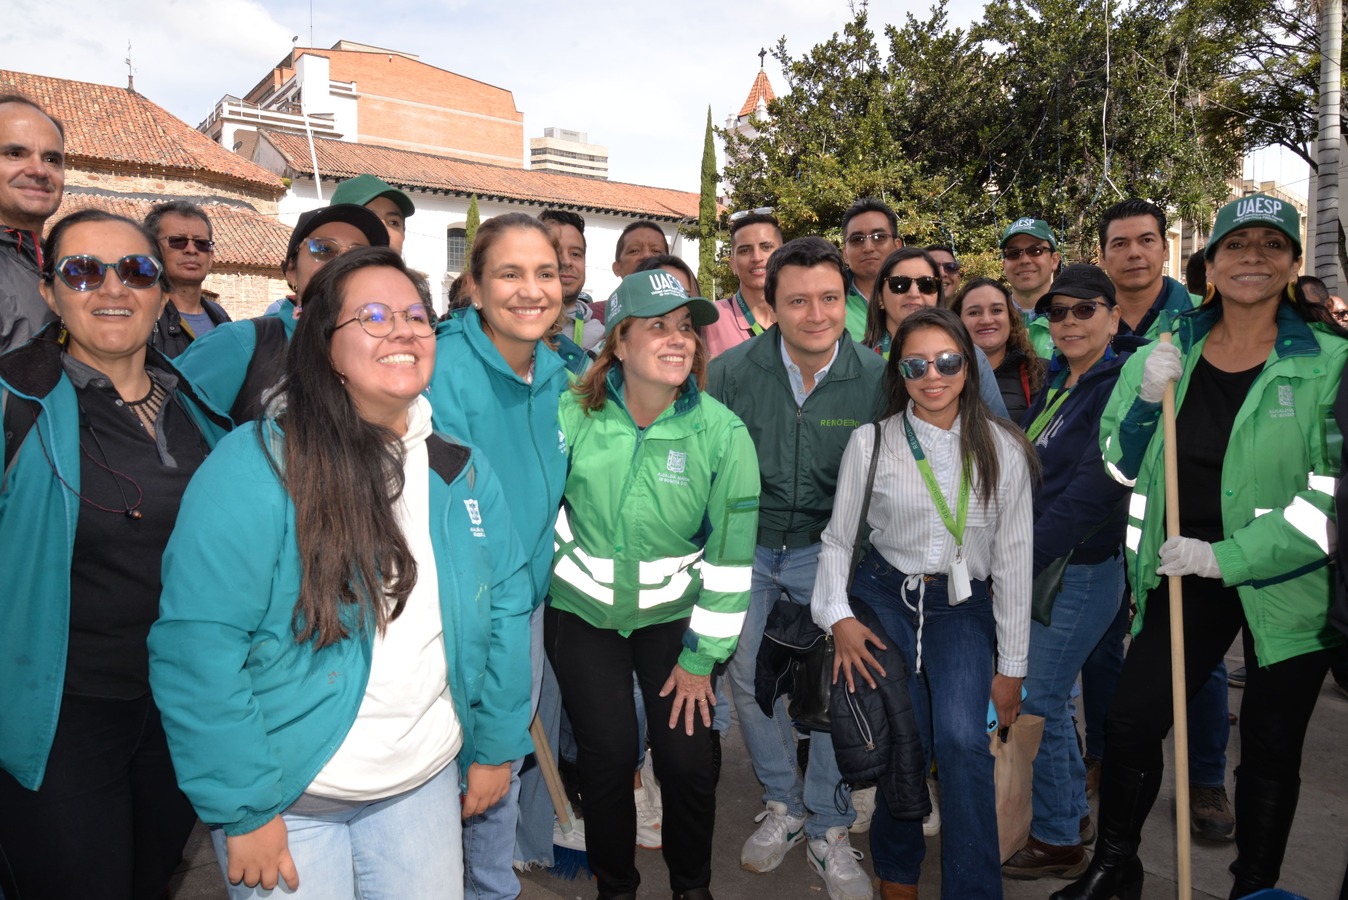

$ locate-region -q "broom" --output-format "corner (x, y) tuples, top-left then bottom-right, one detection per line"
(529, 713), (590, 879)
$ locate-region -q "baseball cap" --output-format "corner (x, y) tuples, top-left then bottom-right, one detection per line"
(283, 204), (389, 268)
(330, 174), (416, 219)
(1000, 217), (1059, 251)
(1036, 264), (1116, 314)
(1205, 193), (1301, 260)
(605, 271), (719, 334)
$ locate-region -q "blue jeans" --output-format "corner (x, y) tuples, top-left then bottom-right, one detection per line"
(1024, 554), (1125, 846)
(462, 603), (544, 899)
(1081, 587), (1129, 760)
(726, 543), (853, 838)
(210, 759), (462, 898)
(851, 549), (1001, 899)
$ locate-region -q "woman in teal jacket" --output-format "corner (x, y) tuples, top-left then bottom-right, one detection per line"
(0, 209), (230, 900)
(149, 248), (532, 897)
(1057, 196), (1348, 900)
(547, 270), (760, 900)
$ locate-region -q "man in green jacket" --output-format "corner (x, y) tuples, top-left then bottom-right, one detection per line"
(707, 237), (884, 900)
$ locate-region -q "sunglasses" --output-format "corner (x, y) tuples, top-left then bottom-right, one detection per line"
(938, 261), (961, 274)
(885, 275), (940, 296)
(51, 254), (163, 291)
(729, 206), (775, 222)
(161, 236), (215, 253)
(332, 302), (435, 338)
(1001, 245), (1054, 261)
(844, 231), (896, 248)
(1045, 300), (1108, 323)
(898, 351), (965, 380)
(304, 237), (366, 262)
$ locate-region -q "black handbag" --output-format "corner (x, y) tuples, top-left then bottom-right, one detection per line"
(785, 423), (884, 732)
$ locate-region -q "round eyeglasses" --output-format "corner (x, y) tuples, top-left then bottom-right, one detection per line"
(332, 302), (435, 338)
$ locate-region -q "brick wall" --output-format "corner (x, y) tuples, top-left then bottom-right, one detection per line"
(206, 272), (291, 320)
(65, 170), (280, 216)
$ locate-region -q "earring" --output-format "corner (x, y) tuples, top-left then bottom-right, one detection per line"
(878, 301), (885, 311)
(336, 371), (347, 385)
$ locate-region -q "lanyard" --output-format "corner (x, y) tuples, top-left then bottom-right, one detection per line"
(1024, 369), (1073, 442)
(572, 316), (584, 345)
(879, 331), (891, 359)
(903, 414), (970, 546)
(734, 292), (765, 336)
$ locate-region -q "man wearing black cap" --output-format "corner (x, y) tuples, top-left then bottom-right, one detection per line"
(175, 204), (389, 423)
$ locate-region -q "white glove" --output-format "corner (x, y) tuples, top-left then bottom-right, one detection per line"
(1156, 536), (1222, 579)
(1139, 341), (1183, 403)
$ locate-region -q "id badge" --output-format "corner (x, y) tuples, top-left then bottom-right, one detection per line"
(949, 547), (972, 605)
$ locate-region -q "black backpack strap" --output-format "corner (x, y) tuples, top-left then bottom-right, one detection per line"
(230, 317), (289, 424)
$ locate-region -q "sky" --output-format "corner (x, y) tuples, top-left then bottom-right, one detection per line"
(0, 0), (1309, 199)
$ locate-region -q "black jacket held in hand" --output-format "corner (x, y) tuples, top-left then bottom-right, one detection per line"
(828, 599), (930, 821)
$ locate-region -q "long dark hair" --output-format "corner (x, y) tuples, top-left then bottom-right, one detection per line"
(951, 277), (1045, 395)
(864, 248), (943, 348)
(882, 307), (1039, 505)
(265, 246), (420, 648)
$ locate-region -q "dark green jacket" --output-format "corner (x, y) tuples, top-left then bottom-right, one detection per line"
(706, 327), (886, 547)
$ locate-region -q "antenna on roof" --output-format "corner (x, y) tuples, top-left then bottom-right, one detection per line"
(125, 41), (135, 93)
(309, 0), (314, 48)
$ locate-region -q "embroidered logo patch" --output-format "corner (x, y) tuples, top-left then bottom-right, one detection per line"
(667, 450), (687, 473)
(465, 499), (482, 524)
(1269, 385), (1296, 419)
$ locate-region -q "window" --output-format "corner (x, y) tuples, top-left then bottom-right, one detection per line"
(447, 227), (467, 272)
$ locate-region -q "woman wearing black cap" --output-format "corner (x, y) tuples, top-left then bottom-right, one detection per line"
(1000, 265), (1132, 880)
(1056, 196), (1348, 900)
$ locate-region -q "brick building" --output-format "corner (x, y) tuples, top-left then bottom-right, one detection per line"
(0, 70), (291, 316)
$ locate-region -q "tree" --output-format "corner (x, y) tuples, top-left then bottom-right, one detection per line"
(465, 194), (481, 258)
(698, 108), (720, 297)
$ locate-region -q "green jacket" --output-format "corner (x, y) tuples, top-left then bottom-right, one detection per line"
(844, 278), (870, 345)
(706, 326), (886, 548)
(1100, 303), (1347, 665)
(549, 371), (760, 676)
(1030, 277), (1199, 359)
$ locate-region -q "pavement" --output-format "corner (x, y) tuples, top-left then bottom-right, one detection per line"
(169, 641), (1348, 899)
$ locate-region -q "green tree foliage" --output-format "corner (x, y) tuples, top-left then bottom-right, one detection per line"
(722, 0), (1259, 261)
(698, 108), (720, 296)
(465, 194), (481, 257)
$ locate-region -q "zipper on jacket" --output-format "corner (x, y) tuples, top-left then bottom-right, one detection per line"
(784, 404), (802, 547)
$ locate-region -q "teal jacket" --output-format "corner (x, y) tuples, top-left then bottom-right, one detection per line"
(148, 420), (533, 836)
(1100, 304), (1347, 665)
(550, 371), (760, 675)
(0, 330), (230, 790)
(706, 326), (886, 547)
(427, 308), (572, 605)
(174, 299), (299, 419)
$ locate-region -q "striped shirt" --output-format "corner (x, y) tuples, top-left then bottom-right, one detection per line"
(811, 404), (1034, 677)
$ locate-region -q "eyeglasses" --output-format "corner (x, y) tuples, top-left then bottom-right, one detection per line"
(938, 261), (961, 274)
(1001, 245), (1054, 261)
(161, 236), (215, 253)
(885, 275), (940, 296)
(844, 231), (896, 248)
(1045, 300), (1108, 323)
(729, 206), (775, 222)
(897, 351), (965, 380)
(332, 302), (435, 338)
(1333, 309), (1348, 325)
(304, 237), (367, 262)
(50, 254), (162, 291)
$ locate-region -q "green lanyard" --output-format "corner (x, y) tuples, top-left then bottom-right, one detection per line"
(734, 292), (765, 337)
(1024, 371), (1072, 443)
(572, 316), (584, 345)
(879, 331), (892, 359)
(903, 414), (970, 547)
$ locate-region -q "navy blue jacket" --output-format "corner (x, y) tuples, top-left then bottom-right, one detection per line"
(1022, 347), (1135, 573)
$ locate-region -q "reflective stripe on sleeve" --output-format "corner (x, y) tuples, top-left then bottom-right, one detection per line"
(638, 570), (694, 608)
(1309, 474), (1337, 496)
(1125, 525), (1142, 554)
(700, 561), (752, 593)
(639, 550), (703, 585)
(689, 605), (749, 639)
(1284, 496), (1332, 554)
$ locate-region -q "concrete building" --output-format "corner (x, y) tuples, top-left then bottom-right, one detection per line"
(199, 42), (524, 170)
(530, 127), (609, 180)
(0, 69), (291, 316)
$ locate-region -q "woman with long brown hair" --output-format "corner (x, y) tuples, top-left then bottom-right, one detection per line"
(951, 277), (1045, 423)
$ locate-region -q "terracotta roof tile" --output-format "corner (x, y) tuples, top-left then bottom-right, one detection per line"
(1, 70), (285, 196)
(53, 193), (290, 272)
(738, 70), (776, 119)
(261, 131), (701, 220)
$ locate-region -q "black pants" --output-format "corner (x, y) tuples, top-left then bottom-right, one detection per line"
(545, 606), (716, 898)
(1106, 575), (1331, 781)
(0, 693), (197, 900)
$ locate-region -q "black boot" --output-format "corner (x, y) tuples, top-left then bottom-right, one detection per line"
(1050, 761), (1162, 900)
(1227, 770), (1300, 899)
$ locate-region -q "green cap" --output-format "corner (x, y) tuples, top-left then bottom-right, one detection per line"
(605, 271), (719, 334)
(330, 174), (415, 218)
(1205, 193), (1301, 260)
(1000, 217), (1058, 250)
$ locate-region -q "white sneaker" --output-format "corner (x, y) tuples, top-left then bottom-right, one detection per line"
(806, 826), (874, 900)
(922, 776), (941, 837)
(848, 786), (876, 833)
(635, 784), (662, 849)
(553, 816), (587, 851)
(740, 800), (806, 873)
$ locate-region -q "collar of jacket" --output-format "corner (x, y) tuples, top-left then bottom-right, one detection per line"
(1, 225), (41, 269)
(745, 324), (865, 390)
(603, 363), (701, 424)
(1045, 343), (1126, 387)
(448, 306), (567, 390)
(1176, 300), (1321, 360)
